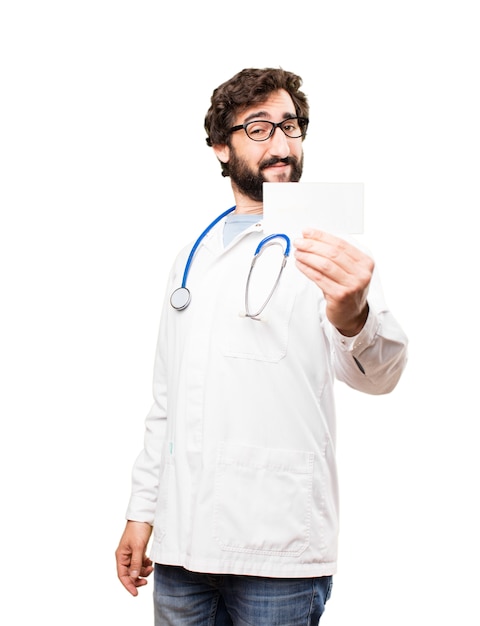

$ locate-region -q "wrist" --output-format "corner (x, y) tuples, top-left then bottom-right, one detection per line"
(336, 304), (369, 337)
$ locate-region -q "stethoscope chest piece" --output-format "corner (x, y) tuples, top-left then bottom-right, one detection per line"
(170, 287), (191, 310)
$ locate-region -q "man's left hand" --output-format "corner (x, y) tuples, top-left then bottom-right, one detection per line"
(294, 228), (373, 336)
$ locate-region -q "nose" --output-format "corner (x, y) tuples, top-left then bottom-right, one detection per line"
(268, 126), (291, 158)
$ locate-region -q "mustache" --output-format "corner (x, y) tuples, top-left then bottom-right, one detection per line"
(260, 156), (295, 170)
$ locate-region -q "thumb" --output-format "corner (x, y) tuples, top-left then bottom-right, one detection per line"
(129, 550), (145, 578)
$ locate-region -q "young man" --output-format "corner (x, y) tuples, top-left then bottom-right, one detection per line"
(115, 67), (408, 625)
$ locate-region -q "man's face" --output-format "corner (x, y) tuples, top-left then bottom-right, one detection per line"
(217, 90), (305, 202)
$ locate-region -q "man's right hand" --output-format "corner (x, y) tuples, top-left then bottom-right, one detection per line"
(115, 520), (154, 596)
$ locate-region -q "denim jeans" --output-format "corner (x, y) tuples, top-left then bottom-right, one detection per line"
(154, 564), (333, 626)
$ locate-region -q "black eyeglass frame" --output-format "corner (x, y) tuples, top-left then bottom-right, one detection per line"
(229, 116), (309, 142)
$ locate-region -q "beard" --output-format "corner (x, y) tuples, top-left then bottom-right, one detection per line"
(227, 150), (304, 202)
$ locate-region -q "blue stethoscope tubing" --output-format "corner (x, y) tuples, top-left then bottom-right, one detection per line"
(170, 207), (290, 314)
(170, 206), (235, 310)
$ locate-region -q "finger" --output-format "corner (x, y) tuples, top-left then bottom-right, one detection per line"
(139, 557), (154, 578)
(142, 563), (154, 574)
(117, 564), (152, 596)
(118, 572), (140, 596)
(116, 554), (141, 596)
(294, 239), (356, 286)
(129, 551), (154, 581)
(295, 229), (366, 265)
(128, 556), (143, 580)
(295, 257), (350, 297)
(295, 239), (373, 287)
(115, 551), (137, 596)
(297, 228), (350, 249)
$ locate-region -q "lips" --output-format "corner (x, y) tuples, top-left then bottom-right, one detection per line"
(261, 157), (291, 170)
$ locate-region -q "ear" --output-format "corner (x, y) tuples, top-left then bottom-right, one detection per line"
(212, 143), (230, 164)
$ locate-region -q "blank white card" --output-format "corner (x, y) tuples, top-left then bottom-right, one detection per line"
(263, 182), (364, 238)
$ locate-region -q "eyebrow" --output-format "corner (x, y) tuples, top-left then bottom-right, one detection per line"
(242, 110), (297, 124)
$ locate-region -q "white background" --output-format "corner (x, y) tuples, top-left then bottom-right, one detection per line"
(1, 1), (479, 624)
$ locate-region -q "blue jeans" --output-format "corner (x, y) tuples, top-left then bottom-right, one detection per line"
(154, 564), (333, 626)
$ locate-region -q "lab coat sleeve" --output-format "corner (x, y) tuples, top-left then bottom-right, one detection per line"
(328, 266), (408, 395)
(125, 295), (169, 525)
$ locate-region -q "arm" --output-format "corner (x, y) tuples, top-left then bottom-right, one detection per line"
(294, 228), (408, 394)
(116, 285), (171, 593)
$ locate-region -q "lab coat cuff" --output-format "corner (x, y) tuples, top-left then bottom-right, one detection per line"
(332, 305), (379, 354)
(126, 497), (156, 526)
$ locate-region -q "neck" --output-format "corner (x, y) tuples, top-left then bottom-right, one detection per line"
(231, 185), (263, 215)
(234, 201), (263, 215)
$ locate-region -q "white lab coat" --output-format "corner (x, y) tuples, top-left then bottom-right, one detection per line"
(126, 217), (408, 578)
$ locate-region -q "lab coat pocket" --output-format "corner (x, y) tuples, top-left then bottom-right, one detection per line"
(213, 442), (314, 556)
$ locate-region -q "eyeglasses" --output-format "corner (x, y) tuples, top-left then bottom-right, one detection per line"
(229, 116), (309, 142)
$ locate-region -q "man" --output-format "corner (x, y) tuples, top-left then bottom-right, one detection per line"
(115, 67), (408, 625)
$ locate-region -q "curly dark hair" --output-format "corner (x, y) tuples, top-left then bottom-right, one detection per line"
(204, 68), (309, 177)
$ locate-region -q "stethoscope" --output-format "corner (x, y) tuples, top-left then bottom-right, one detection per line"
(170, 206), (291, 318)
